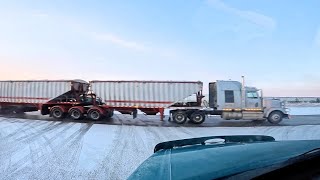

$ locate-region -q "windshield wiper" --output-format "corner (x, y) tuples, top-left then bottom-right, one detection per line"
(154, 135), (275, 153)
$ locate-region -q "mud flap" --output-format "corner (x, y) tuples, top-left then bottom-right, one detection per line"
(132, 109), (138, 119)
(283, 113), (290, 119)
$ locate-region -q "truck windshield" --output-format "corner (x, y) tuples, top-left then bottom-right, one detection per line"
(247, 91), (258, 98)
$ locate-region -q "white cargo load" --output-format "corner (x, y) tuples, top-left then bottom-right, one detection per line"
(90, 80), (203, 108)
(0, 80), (88, 104)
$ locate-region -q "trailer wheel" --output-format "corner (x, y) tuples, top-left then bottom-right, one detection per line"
(69, 108), (83, 120)
(51, 107), (65, 119)
(88, 109), (103, 121)
(173, 111), (187, 124)
(267, 111), (283, 124)
(190, 112), (206, 124)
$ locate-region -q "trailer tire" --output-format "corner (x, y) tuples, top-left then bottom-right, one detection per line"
(88, 109), (103, 121)
(51, 107), (65, 119)
(267, 111), (283, 124)
(173, 111), (187, 124)
(190, 112), (206, 124)
(69, 108), (84, 120)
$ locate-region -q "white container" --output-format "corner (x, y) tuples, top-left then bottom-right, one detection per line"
(0, 80), (88, 104)
(90, 80), (203, 108)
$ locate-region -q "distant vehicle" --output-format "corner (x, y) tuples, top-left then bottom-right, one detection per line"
(128, 135), (320, 180)
(0, 77), (289, 124)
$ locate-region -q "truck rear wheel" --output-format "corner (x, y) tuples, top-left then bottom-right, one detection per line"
(268, 111), (283, 124)
(190, 112), (205, 124)
(51, 107), (66, 119)
(88, 109), (103, 121)
(173, 111), (187, 124)
(69, 108), (83, 120)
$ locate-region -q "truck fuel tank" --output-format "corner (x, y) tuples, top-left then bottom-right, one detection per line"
(222, 112), (243, 120)
(222, 111), (265, 120)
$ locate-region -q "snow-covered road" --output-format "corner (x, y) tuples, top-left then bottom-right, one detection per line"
(1, 117), (320, 179)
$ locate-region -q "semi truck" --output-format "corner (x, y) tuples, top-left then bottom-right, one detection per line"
(168, 79), (289, 124)
(0, 78), (289, 124)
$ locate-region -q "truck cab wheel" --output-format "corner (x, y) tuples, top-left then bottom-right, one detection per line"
(51, 107), (65, 119)
(69, 108), (83, 120)
(88, 109), (103, 120)
(190, 112), (205, 124)
(173, 111), (187, 124)
(267, 111), (283, 124)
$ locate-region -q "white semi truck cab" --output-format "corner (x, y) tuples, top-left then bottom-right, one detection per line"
(209, 80), (289, 124)
(169, 79), (289, 124)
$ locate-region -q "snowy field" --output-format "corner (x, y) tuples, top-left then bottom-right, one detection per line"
(288, 106), (320, 115)
(1, 116), (320, 180)
(286, 102), (320, 107)
(0, 106), (320, 179)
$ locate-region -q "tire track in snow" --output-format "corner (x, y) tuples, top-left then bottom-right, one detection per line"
(85, 125), (149, 180)
(1, 123), (79, 179)
(88, 124), (124, 179)
(144, 125), (166, 143)
(108, 125), (158, 180)
(14, 121), (67, 142)
(0, 118), (23, 130)
(34, 123), (93, 180)
(1, 120), (51, 141)
(157, 126), (181, 142)
(0, 120), (50, 179)
(0, 121), (42, 165)
(125, 126), (154, 178)
(142, 126), (159, 152)
(132, 126), (148, 152)
(1, 121), (70, 165)
(64, 123), (93, 179)
(0, 122), (74, 159)
(4, 118), (23, 124)
(179, 126), (199, 138)
(108, 125), (134, 180)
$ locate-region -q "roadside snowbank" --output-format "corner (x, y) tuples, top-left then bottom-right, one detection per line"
(289, 107), (320, 115)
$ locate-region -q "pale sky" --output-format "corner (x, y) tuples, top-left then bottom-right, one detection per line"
(0, 0), (319, 97)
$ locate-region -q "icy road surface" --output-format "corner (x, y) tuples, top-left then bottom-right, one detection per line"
(1, 117), (320, 180)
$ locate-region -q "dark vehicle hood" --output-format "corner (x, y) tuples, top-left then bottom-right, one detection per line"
(128, 137), (320, 180)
